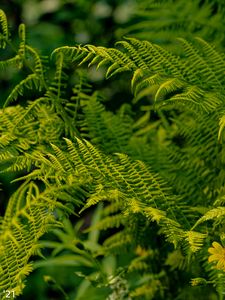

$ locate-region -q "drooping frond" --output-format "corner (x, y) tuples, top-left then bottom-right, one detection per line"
(26, 138), (200, 248)
(0, 182), (65, 295)
(4, 74), (44, 107)
(54, 44), (136, 78)
(192, 207), (225, 230)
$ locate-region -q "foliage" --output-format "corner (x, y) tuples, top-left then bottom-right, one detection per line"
(0, 2), (225, 299)
(116, 0), (225, 50)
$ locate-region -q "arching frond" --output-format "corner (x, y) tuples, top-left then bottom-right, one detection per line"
(192, 207), (225, 229)
(0, 182), (65, 294)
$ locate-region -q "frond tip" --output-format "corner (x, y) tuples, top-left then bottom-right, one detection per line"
(0, 9), (9, 48)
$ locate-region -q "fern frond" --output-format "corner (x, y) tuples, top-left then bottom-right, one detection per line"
(184, 230), (207, 253)
(129, 278), (162, 299)
(103, 231), (132, 254)
(0, 182), (65, 294)
(80, 189), (123, 213)
(122, 37), (185, 77)
(158, 218), (184, 248)
(1, 7), (224, 298)
(70, 37), (225, 120)
(33, 138), (184, 219)
(28, 138), (190, 255)
(144, 207), (166, 223)
(165, 249), (187, 270)
(26, 45), (46, 77)
(116, 0), (225, 50)
(0, 9), (9, 48)
(192, 207), (225, 229)
(0, 55), (21, 71)
(88, 214), (125, 231)
(158, 85), (222, 114)
(56, 44), (135, 78)
(0, 102), (67, 174)
(17, 23), (26, 62)
(194, 37), (225, 87)
(4, 74), (44, 107)
(47, 52), (68, 101)
(102, 202), (122, 216)
(178, 38), (225, 89)
(81, 96), (133, 153)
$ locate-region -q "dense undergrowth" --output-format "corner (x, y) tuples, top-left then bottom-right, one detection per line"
(1, 1), (225, 299)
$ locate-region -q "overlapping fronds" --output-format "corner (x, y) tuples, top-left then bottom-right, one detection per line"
(116, 0), (225, 50)
(80, 96), (134, 153)
(4, 46), (47, 107)
(1, 7), (225, 300)
(0, 101), (66, 174)
(25, 138), (205, 251)
(59, 37), (225, 206)
(56, 37), (225, 117)
(0, 181), (82, 295)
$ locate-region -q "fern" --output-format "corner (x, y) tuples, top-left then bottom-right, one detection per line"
(116, 0), (225, 50)
(0, 182), (63, 294)
(0, 9), (9, 48)
(1, 7), (225, 299)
